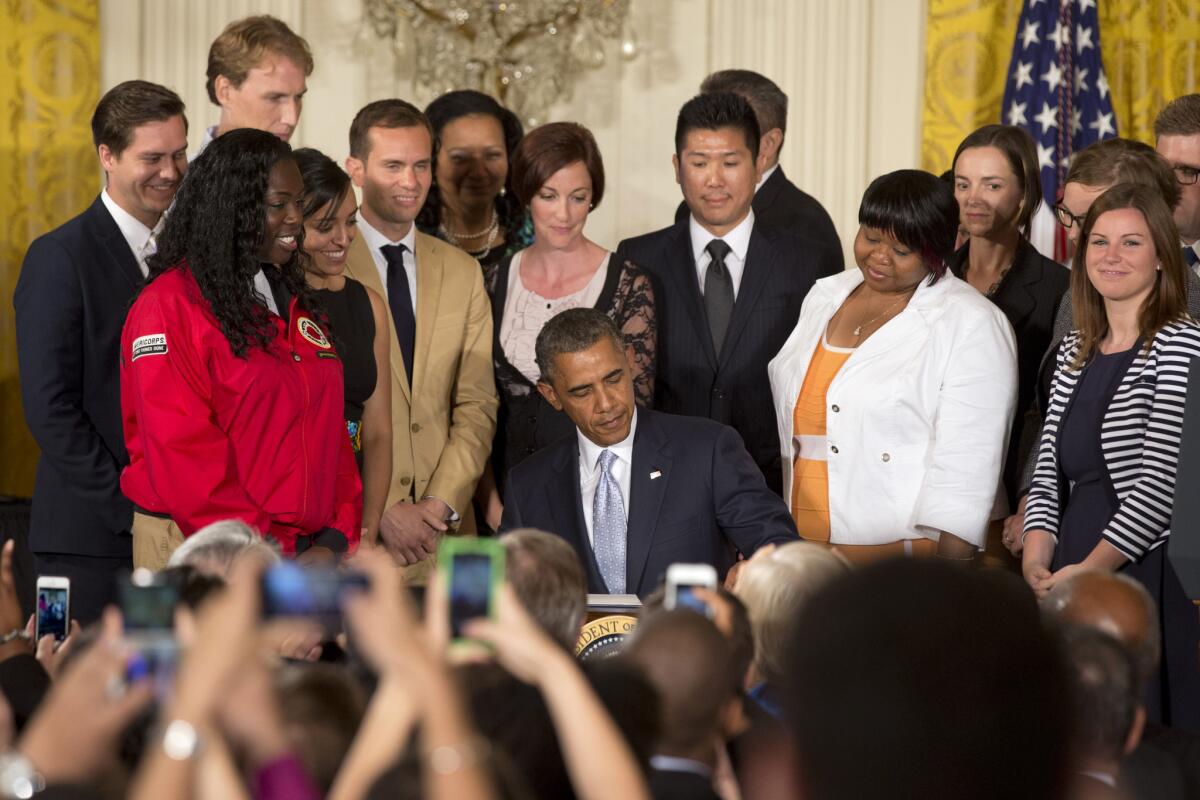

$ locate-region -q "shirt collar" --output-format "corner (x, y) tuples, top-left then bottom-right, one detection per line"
(755, 163), (779, 192)
(100, 188), (158, 254)
(578, 409), (638, 474)
(358, 213), (416, 256)
(689, 209), (754, 264)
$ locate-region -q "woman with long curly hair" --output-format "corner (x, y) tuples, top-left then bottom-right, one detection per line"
(120, 128), (362, 568)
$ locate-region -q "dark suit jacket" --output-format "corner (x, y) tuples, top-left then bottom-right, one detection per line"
(615, 219), (836, 495)
(499, 409), (798, 598)
(950, 239), (1068, 506)
(675, 166), (843, 278)
(13, 196), (138, 557)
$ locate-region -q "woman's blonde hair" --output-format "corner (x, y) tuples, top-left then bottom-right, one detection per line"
(733, 542), (848, 687)
(1070, 183), (1189, 369)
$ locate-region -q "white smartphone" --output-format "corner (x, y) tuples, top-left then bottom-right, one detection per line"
(665, 563), (718, 618)
(35, 576), (70, 643)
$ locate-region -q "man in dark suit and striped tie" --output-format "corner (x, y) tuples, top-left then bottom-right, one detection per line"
(1154, 94), (1200, 274)
(615, 93), (841, 495)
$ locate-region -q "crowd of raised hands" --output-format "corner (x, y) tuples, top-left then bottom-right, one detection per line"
(0, 539), (649, 800)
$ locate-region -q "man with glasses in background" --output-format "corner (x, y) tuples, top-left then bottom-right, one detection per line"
(1155, 95), (1200, 274)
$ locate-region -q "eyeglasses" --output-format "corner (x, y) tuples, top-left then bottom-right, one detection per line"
(1054, 204), (1086, 229)
(1173, 165), (1200, 186)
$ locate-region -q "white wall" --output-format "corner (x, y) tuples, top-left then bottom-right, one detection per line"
(101, 0), (925, 256)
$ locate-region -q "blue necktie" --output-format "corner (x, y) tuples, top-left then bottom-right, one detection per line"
(381, 243), (415, 384)
(592, 449), (627, 594)
(1184, 246), (1199, 271)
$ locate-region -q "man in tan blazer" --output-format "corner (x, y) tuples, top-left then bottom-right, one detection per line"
(344, 99), (497, 581)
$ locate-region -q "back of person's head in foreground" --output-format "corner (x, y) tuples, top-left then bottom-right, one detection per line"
(622, 609), (735, 757)
(1059, 624), (1144, 773)
(784, 558), (1072, 800)
(500, 528), (587, 651)
(734, 541), (848, 688)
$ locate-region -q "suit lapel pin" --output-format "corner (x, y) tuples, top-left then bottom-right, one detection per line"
(650, 469), (662, 480)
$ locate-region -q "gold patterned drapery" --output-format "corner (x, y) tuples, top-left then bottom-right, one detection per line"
(921, 0), (1200, 174)
(0, 0), (101, 497)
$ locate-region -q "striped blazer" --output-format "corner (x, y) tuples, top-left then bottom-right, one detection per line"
(1024, 319), (1200, 561)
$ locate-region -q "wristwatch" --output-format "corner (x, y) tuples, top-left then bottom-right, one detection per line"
(0, 751), (45, 799)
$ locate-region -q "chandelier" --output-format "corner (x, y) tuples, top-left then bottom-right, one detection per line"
(364, 0), (638, 127)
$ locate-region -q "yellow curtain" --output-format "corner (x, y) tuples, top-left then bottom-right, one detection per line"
(921, 0), (1200, 173)
(0, 0), (100, 497)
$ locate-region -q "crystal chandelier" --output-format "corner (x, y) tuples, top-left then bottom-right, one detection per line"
(365, 0), (638, 127)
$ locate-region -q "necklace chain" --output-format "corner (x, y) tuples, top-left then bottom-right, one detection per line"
(852, 292), (912, 338)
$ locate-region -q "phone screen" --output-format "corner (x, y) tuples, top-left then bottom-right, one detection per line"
(36, 586), (68, 642)
(675, 584), (711, 616)
(261, 562), (368, 625)
(449, 553), (492, 639)
(120, 582), (177, 632)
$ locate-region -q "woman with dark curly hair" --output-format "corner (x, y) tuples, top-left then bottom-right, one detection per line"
(292, 147), (392, 545)
(120, 128), (362, 568)
(415, 90), (533, 267)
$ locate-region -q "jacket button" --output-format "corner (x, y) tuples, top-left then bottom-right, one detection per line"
(881, 453), (890, 462)
(411, 423), (421, 433)
(830, 445), (839, 454)
(292, 353), (301, 362)
(831, 404), (840, 413)
(400, 476), (411, 486)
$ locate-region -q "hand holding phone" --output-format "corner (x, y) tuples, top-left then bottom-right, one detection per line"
(36, 576), (70, 644)
(665, 563), (718, 619)
(438, 537), (505, 643)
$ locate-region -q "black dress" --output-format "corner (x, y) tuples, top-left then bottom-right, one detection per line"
(313, 278), (376, 472)
(1057, 344), (1200, 730)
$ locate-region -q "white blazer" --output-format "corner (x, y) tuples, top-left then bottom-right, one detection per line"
(767, 269), (1018, 548)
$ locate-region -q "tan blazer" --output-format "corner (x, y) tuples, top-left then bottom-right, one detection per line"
(344, 230), (497, 570)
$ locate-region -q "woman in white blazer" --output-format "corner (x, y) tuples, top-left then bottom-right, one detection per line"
(768, 170), (1017, 563)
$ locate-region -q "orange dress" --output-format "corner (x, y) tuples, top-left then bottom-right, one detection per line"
(790, 339), (853, 541)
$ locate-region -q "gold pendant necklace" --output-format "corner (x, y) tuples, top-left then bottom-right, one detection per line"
(853, 293), (910, 338)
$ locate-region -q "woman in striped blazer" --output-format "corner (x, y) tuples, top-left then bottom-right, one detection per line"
(1023, 183), (1200, 731)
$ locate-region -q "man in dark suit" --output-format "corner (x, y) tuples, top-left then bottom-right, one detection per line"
(13, 81), (188, 623)
(617, 92), (840, 495)
(673, 69), (842, 275)
(499, 308), (796, 598)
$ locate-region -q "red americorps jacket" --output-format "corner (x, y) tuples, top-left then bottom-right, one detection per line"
(119, 266), (362, 554)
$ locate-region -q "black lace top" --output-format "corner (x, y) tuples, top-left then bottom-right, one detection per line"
(483, 252), (656, 490)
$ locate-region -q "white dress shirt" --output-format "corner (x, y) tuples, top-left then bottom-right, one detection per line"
(358, 214), (418, 313)
(578, 410), (637, 546)
(689, 210), (754, 299)
(189, 125), (218, 162)
(100, 189), (162, 278)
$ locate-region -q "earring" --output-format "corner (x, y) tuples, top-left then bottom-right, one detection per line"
(1156, 262), (1162, 271)
(499, 186), (507, 197)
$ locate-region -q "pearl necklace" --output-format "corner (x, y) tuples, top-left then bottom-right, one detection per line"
(439, 208), (499, 257)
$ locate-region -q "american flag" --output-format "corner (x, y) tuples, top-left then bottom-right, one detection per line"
(1001, 0), (1117, 261)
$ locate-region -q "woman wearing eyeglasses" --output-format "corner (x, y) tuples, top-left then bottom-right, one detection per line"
(1001, 138), (1193, 556)
(949, 126), (1067, 563)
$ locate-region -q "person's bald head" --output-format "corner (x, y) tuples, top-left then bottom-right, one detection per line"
(622, 610), (735, 755)
(1042, 571), (1160, 687)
